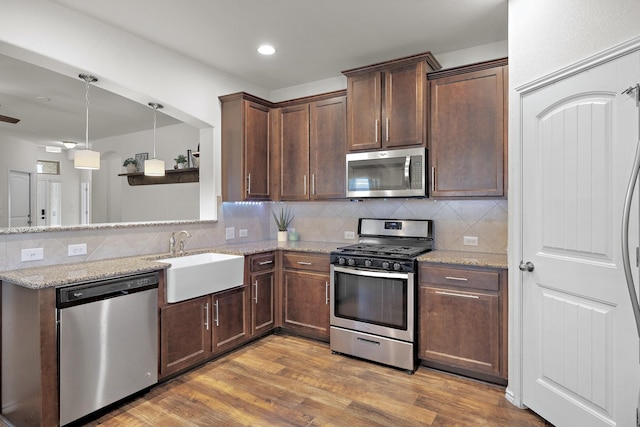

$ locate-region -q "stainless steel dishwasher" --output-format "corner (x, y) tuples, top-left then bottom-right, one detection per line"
(56, 272), (159, 426)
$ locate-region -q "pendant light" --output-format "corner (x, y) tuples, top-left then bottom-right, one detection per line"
(144, 102), (165, 176)
(74, 74), (101, 170)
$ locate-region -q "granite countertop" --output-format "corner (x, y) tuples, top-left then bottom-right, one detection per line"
(0, 240), (344, 289)
(417, 250), (508, 269)
(0, 241), (507, 289)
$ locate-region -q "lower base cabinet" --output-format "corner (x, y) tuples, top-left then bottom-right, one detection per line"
(159, 285), (249, 379)
(281, 252), (330, 341)
(418, 263), (507, 384)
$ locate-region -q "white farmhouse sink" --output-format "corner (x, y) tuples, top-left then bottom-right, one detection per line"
(158, 253), (245, 303)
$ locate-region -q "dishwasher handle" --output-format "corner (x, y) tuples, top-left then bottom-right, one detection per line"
(57, 272), (159, 308)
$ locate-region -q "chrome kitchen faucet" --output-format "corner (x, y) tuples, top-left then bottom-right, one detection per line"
(169, 230), (192, 256)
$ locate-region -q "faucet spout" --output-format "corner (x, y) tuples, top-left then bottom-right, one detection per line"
(174, 230), (191, 256)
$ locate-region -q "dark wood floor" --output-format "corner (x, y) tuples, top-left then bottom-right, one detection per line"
(72, 334), (548, 427)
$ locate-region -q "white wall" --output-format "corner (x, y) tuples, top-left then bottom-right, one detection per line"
(0, 134), (39, 227)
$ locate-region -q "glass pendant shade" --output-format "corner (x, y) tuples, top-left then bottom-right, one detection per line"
(145, 102), (165, 177)
(75, 73), (100, 170)
(144, 158), (165, 176)
(74, 149), (101, 169)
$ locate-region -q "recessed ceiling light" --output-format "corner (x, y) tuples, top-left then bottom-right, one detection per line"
(258, 45), (276, 55)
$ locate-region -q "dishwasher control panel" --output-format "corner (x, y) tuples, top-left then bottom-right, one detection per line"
(57, 272), (159, 308)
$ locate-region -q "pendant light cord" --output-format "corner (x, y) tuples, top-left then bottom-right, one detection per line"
(85, 78), (90, 151)
(153, 104), (157, 158)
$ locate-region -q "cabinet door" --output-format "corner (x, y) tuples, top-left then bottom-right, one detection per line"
(251, 270), (275, 335)
(160, 296), (211, 378)
(385, 62), (426, 148)
(429, 66), (505, 197)
(419, 285), (500, 377)
(212, 286), (249, 354)
(347, 71), (382, 151)
(282, 270), (330, 340)
(279, 104), (310, 200)
(245, 100), (270, 200)
(310, 96), (346, 199)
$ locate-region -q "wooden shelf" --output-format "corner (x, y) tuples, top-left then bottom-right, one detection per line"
(118, 168), (199, 186)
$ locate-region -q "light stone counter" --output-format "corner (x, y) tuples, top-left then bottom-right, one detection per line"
(0, 240), (345, 289)
(0, 242), (507, 289)
(418, 250), (508, 269)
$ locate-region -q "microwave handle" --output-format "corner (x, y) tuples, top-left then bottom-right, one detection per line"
(404, 156), (411, 189)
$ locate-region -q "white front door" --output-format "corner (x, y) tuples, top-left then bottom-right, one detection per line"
(521, 52), (640, 426)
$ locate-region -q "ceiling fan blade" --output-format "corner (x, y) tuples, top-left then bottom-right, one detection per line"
(0, 114), (20, 124)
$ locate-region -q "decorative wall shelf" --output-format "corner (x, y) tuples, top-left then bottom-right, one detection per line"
(118, 168), (199, 186)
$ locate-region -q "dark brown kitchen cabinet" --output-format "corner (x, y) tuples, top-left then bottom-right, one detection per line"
(428, 59), (508, 198)
(276, 93), (346, 200)
(160, 295), (211, 378)
(281, 252), (330, 341)
(248, 252), (276, 336)
(220, 92), (272, 201)
(159, 285), (249, 379)
(343, 51), (441, 152)
(418, 263), (507, 384)
(212, 286), (250, 354)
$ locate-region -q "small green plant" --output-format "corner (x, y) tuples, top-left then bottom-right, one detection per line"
(174, 154), (188, 164)
(272, 206), (293, 231)
(122, 157), (138, 167)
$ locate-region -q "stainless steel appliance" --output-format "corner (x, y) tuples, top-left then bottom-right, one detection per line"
(57, 273), (159, 426)
(330, 218), (433, 372)
(346, 147), (426, 198)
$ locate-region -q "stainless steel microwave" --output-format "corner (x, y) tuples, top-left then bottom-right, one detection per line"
(346, 147), (426, 198)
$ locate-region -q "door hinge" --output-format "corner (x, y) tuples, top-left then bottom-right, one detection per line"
(636, 406), (640, 427)
(636, 247), (639, 268)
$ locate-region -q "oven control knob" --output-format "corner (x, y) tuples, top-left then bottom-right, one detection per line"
(338, 257), (346, 265)
(348, 258), (356, 266)
(364, 259), (373, 267)
(393, 262), (402, 271)
(382, 261), (390, 270)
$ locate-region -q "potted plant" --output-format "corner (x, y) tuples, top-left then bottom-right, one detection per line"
(123, 157), (138, 173)
(272, 206), (293, 242)
(174, 154), (188, 169)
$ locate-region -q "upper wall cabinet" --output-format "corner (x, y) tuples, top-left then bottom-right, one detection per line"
(220, 93), (272, 201)
(428, 59), (508, 198)
(274, 92), (346, 200)
(343, 52), (441, 152)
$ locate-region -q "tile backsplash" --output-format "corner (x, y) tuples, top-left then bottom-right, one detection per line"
(0, 198), (506, 272)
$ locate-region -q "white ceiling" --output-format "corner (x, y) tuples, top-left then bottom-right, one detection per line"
(0, 0), (507, 146)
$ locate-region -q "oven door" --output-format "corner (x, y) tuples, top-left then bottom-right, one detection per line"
(330, 265), (415, 342)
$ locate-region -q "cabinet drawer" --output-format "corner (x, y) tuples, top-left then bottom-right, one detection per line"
(250, 252), (276, 272)
(283, 252), (329, 273)
(419, 264), (499, 292)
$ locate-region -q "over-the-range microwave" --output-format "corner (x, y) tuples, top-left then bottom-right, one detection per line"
(346, 147), (426, 198)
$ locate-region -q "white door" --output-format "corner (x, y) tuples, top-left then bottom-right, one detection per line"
(9, 170), (32, 227)
(521, 52), (640, 426)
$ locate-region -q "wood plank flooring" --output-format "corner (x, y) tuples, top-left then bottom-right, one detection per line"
(81, 335), (549, 426)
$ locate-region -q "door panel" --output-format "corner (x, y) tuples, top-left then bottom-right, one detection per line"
(521, 52), (640, 427)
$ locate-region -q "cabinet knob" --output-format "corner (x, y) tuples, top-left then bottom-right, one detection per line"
(519, 261), (535, 272)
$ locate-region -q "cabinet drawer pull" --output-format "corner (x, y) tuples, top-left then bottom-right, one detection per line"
(246, 174), (251, 194)
(204, 302), (210, 330)
(435, 291), (479, 299)
(258, 260), (273, 266)
(357, 337), (381, 346)
(312, 174), (316, 196)
(386, 117), (389, 141)
(254, 280), (258, 304)
(297, 261), (312, 265)
(445, 276), (468, 282)
(304, 174), (307, 195)
(214, 300), (220, 327)
(431, 167), (435, 193)
(375, 119), (379, 143)
(325, 281), (329, 305)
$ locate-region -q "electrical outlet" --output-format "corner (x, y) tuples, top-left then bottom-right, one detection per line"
(239, 229), (248, 238)
(344, 231), (356, 240)
(463, 236), (479, 246)
(68, 243), (87, 257)
(21, 247), (44, 262)
(225, 227), (235, 240)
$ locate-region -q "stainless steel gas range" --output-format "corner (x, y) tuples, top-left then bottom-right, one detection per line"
(329, 218), (433, 373)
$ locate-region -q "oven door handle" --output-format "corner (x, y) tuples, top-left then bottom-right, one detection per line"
(332, 265), (410, 279)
